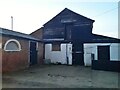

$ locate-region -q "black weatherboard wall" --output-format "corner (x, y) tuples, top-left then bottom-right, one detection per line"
(42, 8), (120, 70)
(43, 8), (94, 41)
(43, 8), (94, 65)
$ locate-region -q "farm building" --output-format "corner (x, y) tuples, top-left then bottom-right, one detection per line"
(0, 28), (44, 73)
(32, 8), (120, 72)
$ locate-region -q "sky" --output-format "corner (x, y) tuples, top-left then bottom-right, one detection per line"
(0, 0), (119, 38)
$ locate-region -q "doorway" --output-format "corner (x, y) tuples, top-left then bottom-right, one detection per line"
(30, 41), (38, 65)
(98, 46), (110, 61)
(72, 43), (84, 65)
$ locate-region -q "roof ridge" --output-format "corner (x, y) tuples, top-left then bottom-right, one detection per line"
(0, 27), (40, 41)
(0, 27), (30, 36)
(43, 8), (95, 26)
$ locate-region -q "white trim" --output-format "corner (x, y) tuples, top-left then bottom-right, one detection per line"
(4, 39), (21, 51)
(36, 42), (38, 50)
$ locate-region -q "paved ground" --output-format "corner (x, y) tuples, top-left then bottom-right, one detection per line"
(2, 65), (120, 88)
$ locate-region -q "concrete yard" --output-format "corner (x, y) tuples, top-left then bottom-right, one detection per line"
(2, 65), (120, 88)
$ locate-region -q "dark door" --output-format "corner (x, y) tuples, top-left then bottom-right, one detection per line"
(30, 41), (37, 65)
(72, 43), (84, 65)
(98, 46), (110, 61)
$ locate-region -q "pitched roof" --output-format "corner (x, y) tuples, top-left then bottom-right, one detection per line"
(0, 27), (40, 41)
(30, 27), (43, 35)
(91, 34), (120, 43)
(43, 8), (95, 26)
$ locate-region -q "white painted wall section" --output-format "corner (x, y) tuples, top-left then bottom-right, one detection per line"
(67, 44), (72, 65)
(84, 44), (96, 66)
(84, 43), (120, 66)
(45, 43), (72, 64)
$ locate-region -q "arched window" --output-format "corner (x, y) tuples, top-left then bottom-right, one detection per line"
(4, 39), (21, 51)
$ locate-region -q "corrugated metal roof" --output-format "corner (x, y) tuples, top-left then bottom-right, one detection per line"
(0, 27), (40, 41)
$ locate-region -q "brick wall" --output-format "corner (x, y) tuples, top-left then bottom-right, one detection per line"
(30, 27), (43, 40)
(2, 36), (29, 73)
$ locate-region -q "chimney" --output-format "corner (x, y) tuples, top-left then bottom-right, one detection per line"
(11, 16), (13, 30)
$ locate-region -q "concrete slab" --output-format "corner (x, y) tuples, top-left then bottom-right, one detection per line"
(2, 65), (119, 88)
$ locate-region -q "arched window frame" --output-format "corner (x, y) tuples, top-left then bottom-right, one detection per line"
(4, 39), (21, 51)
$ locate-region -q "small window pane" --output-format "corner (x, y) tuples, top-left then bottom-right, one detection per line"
(6, 41), (19, 50)
(52, 44), (61, 51)
(4, 39), (21, 51)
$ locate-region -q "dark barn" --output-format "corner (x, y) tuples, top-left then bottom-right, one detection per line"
(32, 8), (120, 72)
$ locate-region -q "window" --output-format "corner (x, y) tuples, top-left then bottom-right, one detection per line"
(52, 43), (61, 51)
(4, 39), (21, 51)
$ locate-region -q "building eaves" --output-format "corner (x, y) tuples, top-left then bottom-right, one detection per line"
(0, 27), (40, 41)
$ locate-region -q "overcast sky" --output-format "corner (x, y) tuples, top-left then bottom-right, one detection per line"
(0, 0), (119, 38)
